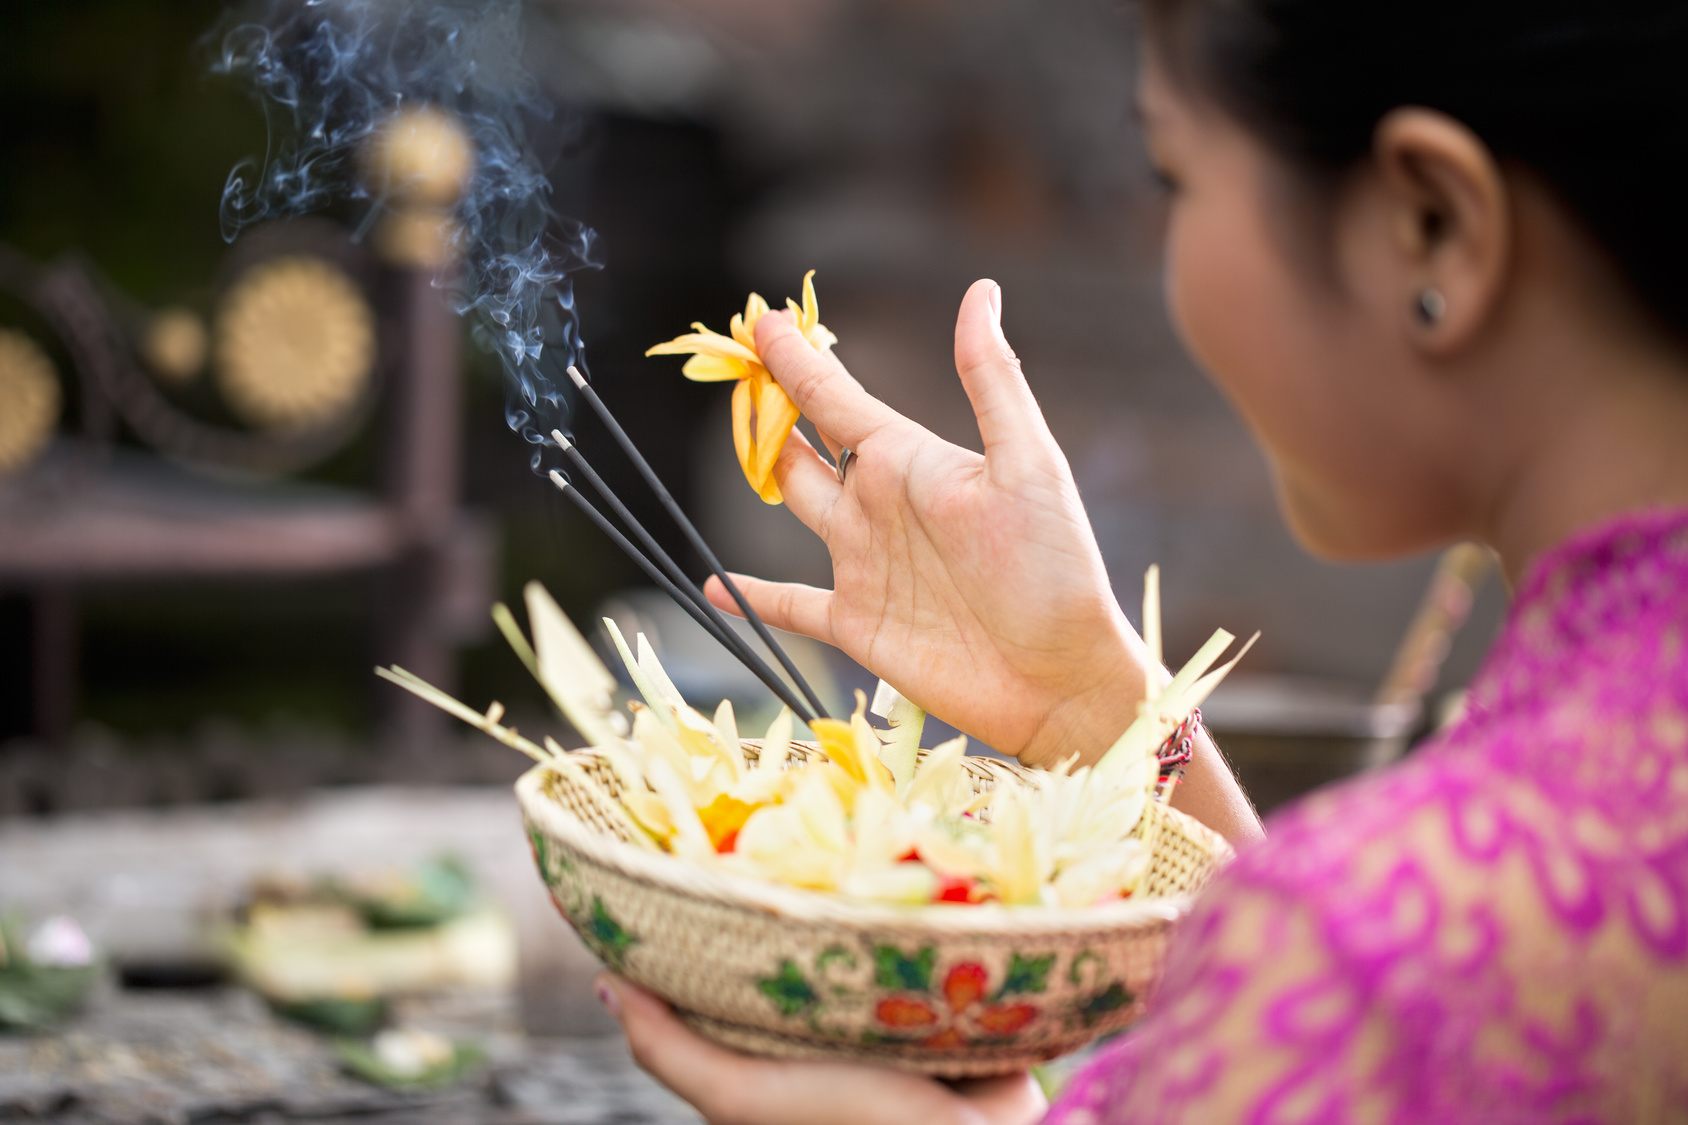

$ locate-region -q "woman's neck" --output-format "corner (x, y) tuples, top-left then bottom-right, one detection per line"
(1484, 338), (1688, 588)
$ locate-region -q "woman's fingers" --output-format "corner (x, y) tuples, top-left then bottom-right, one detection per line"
(952, 280), (1056, 470)
(756, 314), (900, 449)
(703, 573), (836, 647)
(815, 426), (846, 465)
(601, 975), (749, 1119)
(772, 427), (843, 537)
(603, 973), (1032, 1125)
(950, 1073), (1050, 1124)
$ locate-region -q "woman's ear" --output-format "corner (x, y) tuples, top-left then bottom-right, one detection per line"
(1372, 108), (1511, 355)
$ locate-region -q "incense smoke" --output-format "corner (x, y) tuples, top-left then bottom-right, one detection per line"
(210, 0), (596, 466)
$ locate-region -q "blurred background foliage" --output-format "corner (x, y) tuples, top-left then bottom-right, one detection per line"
(0, 0), (1506, 800)
(0, 0), (748, 744)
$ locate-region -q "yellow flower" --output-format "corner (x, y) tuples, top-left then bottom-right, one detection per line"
(697, 793), (758, 852)
(645, 271), (837, 505)
(733, 769), (851, 889)
(809, 691), (897, 807)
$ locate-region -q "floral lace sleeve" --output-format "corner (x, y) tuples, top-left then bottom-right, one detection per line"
(1046, 867), (1381, 1124)
(1047, 509), (1688, 1125)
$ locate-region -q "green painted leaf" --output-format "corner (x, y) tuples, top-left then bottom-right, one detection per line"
(528, 829), (550, 880)
(1075, 983), (1132, 1027)
(1068, 949), (1105, 988)
(996, 952), (1056, 998)
(872, 945), (935, 993)
(816, 945), (856, 974)
(757, 960), (819, 1016)
(585, 897), (637, 967)
(815, 945), (858, 995)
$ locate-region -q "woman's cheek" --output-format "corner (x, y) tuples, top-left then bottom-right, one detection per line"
(1162, 191), (1370, 555)
(1163, 195), (1305, 448)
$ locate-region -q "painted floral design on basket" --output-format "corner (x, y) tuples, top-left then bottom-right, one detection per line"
(1065, 950), (1135, 1030)
(580, 896), (638, 968)
(528, 823), (638, 968)
(757, 946), (1063, 1048)
(869, 948), (1050, 1047)
(758, 960), (821, 1016)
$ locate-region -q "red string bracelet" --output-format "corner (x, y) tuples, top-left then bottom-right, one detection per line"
(1156, 708), (1202, 777)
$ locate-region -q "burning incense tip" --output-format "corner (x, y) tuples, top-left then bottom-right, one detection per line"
(566, 364), (587, 389)
(551, 429), (573, 452)
(549, 469), (569, 491)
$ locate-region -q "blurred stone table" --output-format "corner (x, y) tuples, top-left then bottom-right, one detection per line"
(0, 987), (695, 1124)
(0, 787), (696, 1124)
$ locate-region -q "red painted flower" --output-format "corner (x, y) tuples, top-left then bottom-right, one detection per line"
(921, 1027), (967, 1050)
(875, 996), (940, 1029)
(874, 962), (1041, 1047)
(974, 1002), (1037, 1036)
(943, 962), (989, 1012)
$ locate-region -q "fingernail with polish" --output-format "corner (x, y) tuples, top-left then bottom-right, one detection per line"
(596, 980), (621, 1017)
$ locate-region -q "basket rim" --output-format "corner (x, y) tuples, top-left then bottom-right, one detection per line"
(517, 762), (1220, 934)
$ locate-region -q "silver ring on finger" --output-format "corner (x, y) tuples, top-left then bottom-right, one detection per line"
(836, 448), (856, 485)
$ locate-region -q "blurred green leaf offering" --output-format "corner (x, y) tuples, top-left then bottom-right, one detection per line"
(222, 857), (515, 1036)
(269, 995), (388, 1037)
(335, 1027), (483, 1090)
(0, 915), (100, 1031)
(335, 856), (476, 930)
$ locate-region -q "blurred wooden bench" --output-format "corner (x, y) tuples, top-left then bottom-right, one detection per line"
(0, 244), (493, 751)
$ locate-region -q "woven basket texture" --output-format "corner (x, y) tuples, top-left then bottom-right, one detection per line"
(517, 741), (1233, 1076)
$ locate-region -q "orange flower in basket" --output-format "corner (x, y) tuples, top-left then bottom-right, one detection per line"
(698, 793), (757, 853)
(645, 271), (837, 505)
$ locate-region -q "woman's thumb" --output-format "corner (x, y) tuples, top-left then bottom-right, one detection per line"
(953, 280), (1052, 464)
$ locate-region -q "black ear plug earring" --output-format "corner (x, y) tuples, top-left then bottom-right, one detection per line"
(1416, 288), (1447, 325)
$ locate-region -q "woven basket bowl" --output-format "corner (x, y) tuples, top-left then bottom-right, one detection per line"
(517, 740), (1234, 1077)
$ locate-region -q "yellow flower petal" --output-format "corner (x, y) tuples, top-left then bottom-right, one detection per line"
(903, 736), (972, 816)
(649, 273), (833, 506)
(734, 770), (850, 889)
(698, 793), (759, 852)
(731, 378), (755, 488)
(731, 293), (770, 351)
(645, 326), (760, 366)
(751, 374), (800, 495)
(851, 710), (896, 795)
(712, 699), (741, 770)
(805, 321), (838, 352)
(681, 355), (749, 382)
(803, 270), (821, 327)
(811, 719), (860, 779)
(786, 272), (835, 351)
(811, 692), (894, 793)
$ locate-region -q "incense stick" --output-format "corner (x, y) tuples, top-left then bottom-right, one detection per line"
(549, 434), (820, 724)
(566, 364), (831, 720)
(549, 471), (818, 722)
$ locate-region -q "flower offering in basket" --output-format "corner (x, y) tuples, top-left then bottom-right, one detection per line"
(381, 564), (1253, 1075)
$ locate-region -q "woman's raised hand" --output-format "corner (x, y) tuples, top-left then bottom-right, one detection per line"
(706, 279), (1151, 767)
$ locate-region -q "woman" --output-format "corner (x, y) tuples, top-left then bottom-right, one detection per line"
(597, 1), (1688, 1120)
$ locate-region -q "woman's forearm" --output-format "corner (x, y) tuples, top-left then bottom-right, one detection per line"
(1170, 728), (1265, 848)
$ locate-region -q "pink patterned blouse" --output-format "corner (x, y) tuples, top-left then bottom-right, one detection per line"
(1047, 510), (1688, 1124)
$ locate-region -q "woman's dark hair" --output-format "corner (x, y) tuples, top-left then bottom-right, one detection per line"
(1142, 1), (1688, 339)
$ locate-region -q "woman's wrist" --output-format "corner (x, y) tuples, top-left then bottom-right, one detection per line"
(1018, 615), (1155, 768)
(1014, 614), (1266, 848)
